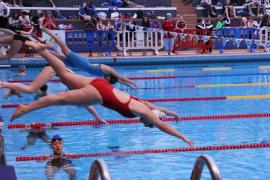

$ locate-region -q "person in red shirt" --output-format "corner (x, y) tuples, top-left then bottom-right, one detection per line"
(162, 13), (175, 55)
(43, 11), (57, 30)
(173, 15), (186, 54)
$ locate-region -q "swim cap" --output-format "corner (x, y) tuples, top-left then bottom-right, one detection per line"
(51, 135), (62, 144)
(40, 84), (48, 93)
(104, 74), (118, 84)
(152, 109), (166, 120)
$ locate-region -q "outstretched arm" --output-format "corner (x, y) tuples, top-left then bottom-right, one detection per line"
(144, 101), (181, 121)
(101, 64), (138, 89)
(84, 106), (108, 124)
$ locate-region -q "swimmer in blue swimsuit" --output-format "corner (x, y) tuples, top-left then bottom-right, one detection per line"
(42, 27), (138, 89)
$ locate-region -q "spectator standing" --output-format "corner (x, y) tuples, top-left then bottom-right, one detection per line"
(97, 13), (106, 56)
(43, 11), (57, 30)
(162, 13), (175, 55)
(224, 0), (238, 18)
(173, 15), (186, 54)
(141, 14), (150, 55)
(149, 16), (161, 29)
(125, 14), (137, 56)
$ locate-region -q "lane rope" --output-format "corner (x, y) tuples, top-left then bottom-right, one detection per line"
(7, 72), (270, 83)
(15, 143), (270, 161)
(8, 112), (270, 129)
(4, 93), (270, 108)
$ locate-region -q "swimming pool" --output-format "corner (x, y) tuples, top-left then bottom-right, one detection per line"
(1, 62), (270, 180)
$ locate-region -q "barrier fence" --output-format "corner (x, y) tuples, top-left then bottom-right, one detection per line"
(259, 27), (270, 52)
(52, 28), (265, 55)
(214, 27), (260, 53)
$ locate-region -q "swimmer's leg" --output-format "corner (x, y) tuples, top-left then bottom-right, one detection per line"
(42, 28), (71, 56)
(42, 28), (99, 74)
(62, 164), (76, 180)
(45, 164), (58, 180)
(0, 66), (55, 93)
(0, 28), (16, 35)
(0, 35), (14, 44)
(11, 86), (99, 121)
(25, 41), (91, 87)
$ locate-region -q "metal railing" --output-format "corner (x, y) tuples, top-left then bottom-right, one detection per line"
(88, 159), (111, 180)
(190, 155), (222, 180)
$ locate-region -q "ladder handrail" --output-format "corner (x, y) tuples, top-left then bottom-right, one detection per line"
(0, 134), (6, 165)
(88, 159), (111, 180)
(190, 155), (222, 180)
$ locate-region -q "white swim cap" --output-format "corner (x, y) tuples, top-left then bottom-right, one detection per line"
(152, 109), (166, 120)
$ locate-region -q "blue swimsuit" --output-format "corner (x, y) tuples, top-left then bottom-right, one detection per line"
(64, 51), (105, 77)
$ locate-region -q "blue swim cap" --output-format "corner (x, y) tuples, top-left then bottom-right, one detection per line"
(51, 135), (62, 144)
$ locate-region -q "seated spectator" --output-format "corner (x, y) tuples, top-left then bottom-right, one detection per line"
(13, 0), (23, 6)
(19, 9), (31, 28)
(162, 13), (175, 55)
(43, 11), (57, 30)
(244, 0), (266, 16)
(200, 0), (217, 17)
(260, 14), (270, 28)
(224, 0), (238, 18)
(79, 2), (97, 21)
(110, 0), (144, 8)
(45, 135), (76, 180)
(9, 11), (21, 31)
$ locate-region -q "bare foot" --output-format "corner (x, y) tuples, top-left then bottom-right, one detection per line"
(0, 81), (5, 88)
(11, 104), (27, 122)
(24, 41), (46, 52)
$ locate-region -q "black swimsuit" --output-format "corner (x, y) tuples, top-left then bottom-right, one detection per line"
(13, 34), (31, 43)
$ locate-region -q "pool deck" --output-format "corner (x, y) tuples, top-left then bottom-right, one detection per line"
(1, 49), (270, 67)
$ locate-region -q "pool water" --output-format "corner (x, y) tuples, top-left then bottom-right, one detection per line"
(1, 63), (270, 180)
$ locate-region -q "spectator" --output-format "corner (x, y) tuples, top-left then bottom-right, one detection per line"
(224, 0), (238, 18)
(43, 11), (57, 30)
(256, 0), (266, 16)
(215, 16), (231, 29)
(45, 135), (76, 180)
(79, 2), (88, 19)
(97, 13), (106, 56)
(241, 17), (254, 27)
(110, 0), (144, 8)
(125, 14), (137, 56)
(173, 15), (186, 54)
(162, 13), (175, 55)
(141, 14), (150, 55)
(9, 11), (21, 31)
(19, 10), (31, 28)
(259, 14), (270, 28)
(0, 0), (10, 28)
(13, 0), (23, 6)
(244, 0), (256, 16)
(31, 10), (45, 37)
(149, 16), (161, 29)
(200, 0), (217, 17)
(105, 19), (116, 56)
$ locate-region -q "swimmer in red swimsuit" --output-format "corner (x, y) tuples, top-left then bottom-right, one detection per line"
(11, 41), (193, 147)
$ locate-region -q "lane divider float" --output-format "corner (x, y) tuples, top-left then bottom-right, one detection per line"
(8, 112), (270, 129)
(16, 143), (270, 161)
(4, 94), (270, 108)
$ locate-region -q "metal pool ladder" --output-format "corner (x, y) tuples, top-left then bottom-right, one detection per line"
(190, 155), (222, 180)
(88, 159), (111, 180)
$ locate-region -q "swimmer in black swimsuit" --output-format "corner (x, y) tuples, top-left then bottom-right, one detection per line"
(0, 28), (55, 60)
(45, 135), (76, 180)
